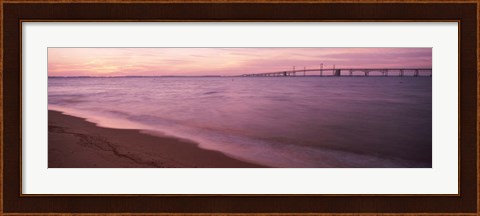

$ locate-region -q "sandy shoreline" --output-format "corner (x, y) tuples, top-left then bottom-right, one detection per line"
(48, 110), (264, 168)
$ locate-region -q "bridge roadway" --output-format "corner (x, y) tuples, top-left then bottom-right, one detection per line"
(241, 68), (432, 77)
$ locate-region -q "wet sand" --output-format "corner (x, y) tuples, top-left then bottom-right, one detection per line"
(48, 110), (264, 168)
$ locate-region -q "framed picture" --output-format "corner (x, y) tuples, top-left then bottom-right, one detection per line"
(1, 0), (478, 215)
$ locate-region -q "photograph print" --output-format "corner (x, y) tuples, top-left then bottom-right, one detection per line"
(48, 48), (432, 168)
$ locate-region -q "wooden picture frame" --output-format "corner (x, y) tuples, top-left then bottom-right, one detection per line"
(1, 0), (478, 215)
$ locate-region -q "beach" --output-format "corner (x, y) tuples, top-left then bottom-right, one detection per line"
(48, 110), (263, 168)
(49, 77), (432, 168)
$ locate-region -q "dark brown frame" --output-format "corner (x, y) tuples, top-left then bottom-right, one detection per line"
(1, 0), (478, 215)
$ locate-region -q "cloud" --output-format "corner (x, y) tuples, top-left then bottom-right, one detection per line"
(48, 48), (432, 76)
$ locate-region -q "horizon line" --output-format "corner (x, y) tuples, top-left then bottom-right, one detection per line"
(48, 75), (229, 78)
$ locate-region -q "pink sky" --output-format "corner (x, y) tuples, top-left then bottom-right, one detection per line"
(48, 48), (432, 76)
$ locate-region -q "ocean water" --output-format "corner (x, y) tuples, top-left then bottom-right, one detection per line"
(48, 76), (432, 168)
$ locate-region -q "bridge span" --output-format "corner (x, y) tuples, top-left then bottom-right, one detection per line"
(241, 68), (432, 77)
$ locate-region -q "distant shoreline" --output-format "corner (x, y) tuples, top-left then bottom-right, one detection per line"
(48, 110), (265, 168)
(48, 75), (226, 78)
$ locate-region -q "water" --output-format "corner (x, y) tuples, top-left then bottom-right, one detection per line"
(48, 76), (432, 168)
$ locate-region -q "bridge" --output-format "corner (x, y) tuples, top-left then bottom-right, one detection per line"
(240, 68), (432, 77)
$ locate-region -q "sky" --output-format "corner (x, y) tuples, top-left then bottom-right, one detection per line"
(48, 48), (432, 76)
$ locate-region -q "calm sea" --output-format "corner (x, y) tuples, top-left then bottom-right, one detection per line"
(48, 76), (432, 168)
